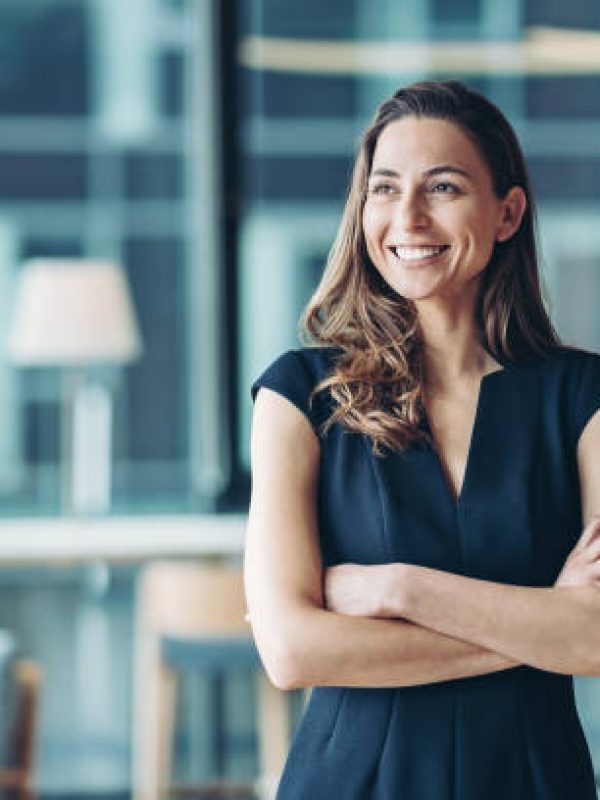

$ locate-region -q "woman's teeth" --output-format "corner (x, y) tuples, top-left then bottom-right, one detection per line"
(393, 245), (449, 260)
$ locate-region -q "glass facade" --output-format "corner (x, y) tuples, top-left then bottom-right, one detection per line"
(0, 0), (599, 792)
(237, 0), (600, 473)
(236, 0), (600, 790)
(0, 0), (231, 517)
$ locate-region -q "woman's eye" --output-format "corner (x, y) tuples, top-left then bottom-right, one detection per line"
(430, 181), (460, 194)
(369, 183), (396, 195)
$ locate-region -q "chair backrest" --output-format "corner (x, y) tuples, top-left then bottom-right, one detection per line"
(133, 560), (285, 800)
(0, 630), (19, 767)
(10, 660), (42, 776)
(138, 561), (250, 639)
(0, 629), (41, 798)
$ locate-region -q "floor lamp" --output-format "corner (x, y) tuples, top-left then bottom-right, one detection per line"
(6, 258), (143, 515)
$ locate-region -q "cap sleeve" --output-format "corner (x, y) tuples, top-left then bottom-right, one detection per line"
(570, 350), (600, 446)
(250, 349), (323, 436)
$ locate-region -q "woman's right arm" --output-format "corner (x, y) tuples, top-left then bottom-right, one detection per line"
(244, 387), (521, 690)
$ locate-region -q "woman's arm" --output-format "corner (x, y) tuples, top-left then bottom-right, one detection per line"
(390, 562), (600, 676)
(390, 406), (600, 677)
(319, 408), (600, 680)
(244, 388), (521, 690)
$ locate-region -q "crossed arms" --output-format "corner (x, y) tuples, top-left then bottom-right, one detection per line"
(245, 388), (600, 690)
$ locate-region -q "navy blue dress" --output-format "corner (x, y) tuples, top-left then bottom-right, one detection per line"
(250, 345), (600, 799)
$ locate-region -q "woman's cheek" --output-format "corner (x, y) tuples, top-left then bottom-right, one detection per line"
(362, 205), (386, 261)
(364, 235), (383, 272)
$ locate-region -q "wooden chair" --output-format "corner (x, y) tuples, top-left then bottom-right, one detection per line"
(132, 561), (291, 800)
(0, 658), (42, 800)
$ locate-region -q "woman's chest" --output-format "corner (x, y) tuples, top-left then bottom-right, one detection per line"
(317, 370), (582, 588)
(421, 385), (482, 506)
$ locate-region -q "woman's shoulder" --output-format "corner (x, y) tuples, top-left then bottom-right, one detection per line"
(252, 344), (341, 389)
(250, 345), (343, 435)
(525, 345), (600, 381)
(253, 345), (341, 386)
(502, 343), (598, 373)
(520, 345), (600, 446)
(291, 345), (344, 379)
(499, 344), (600, 403)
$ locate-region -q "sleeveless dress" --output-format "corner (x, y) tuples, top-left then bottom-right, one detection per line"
(250, 345), (600, 799)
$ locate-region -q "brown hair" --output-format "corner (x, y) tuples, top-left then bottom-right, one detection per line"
(299, 79), (563, 456)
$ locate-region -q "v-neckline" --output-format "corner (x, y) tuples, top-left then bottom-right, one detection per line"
(422, 365), (510, 508)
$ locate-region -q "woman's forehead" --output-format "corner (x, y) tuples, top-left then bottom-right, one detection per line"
(372, 117), (487, 177)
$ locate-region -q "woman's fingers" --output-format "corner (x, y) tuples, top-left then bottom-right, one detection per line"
(556, 519), (600, 588)
(572, 515), (600, 554)
(582, 536), (600, 563)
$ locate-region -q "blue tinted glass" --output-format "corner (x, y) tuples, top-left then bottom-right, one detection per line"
(255, 0), (357, 37)
(122, 238), (186, 462)
(431, 0), (480, 23)
(160, 50), (184, 118)
(527, 76), (600, 118)
(124, 153), (183, 199)
(0, 153), (86, 200)
(0, 2), (88, 115)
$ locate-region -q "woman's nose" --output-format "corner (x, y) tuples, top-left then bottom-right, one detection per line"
(396, 190), (429, 229)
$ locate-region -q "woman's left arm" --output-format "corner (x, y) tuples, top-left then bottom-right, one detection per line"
(409, 407), (600, 675)
(326, 552), (600, 676)
(392, 561), (600, 677)
(326, 409), (600, 677)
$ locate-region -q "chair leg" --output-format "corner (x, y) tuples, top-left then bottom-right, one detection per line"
(0, 770), (36, 800)
(132, 625), (177, 800)
(133, 582), (161, 800)
(255, 673), (289, 800)
(207, 671), (226, 777)
(169, 781), (257, 798)
(158, 664), (178, 799)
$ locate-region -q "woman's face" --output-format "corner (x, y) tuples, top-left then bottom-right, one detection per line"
(362, 116), (525, 303)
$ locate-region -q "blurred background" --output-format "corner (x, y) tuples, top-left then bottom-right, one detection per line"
(0, 0), (598, 798)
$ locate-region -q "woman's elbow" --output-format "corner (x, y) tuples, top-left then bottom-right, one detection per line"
(264, 653), (304, 691)
(254, 638), (304, 690)
(252, 613), (317, 690)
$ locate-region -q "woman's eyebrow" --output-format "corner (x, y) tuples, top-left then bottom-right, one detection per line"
(370, 165), (473, 181)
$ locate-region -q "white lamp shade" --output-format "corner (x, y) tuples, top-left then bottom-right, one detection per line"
(7, 259), (143, 365)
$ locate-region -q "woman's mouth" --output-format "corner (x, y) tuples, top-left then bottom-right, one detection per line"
(388, 244), (450, 267)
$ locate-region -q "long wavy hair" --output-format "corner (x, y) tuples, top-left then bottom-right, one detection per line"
(299, 79), (564, 456)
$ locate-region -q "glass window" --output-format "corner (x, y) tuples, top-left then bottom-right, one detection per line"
(236, 1), (600, 477)
(0, 0), (225, 515)
(526, 76), (600, 118)
(0, 1), (88, 116)
(431, 0), (480, 25)
(159, 50), (185, 118)
(235, 1), (600, 779)
(124, 153), (183, 199)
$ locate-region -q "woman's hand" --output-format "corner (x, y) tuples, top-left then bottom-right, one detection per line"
(323, 562), (409, 618)
(554, 515), (600, 589)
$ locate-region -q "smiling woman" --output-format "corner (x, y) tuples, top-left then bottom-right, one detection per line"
(292, 80), (563, 457)
(362, 116), (526, 300)
(245, 80), (600, 799)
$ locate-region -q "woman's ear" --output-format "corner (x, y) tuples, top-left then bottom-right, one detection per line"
(496, 186), (527, 243)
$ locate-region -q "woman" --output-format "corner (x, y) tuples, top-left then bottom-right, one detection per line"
(245, 80), (600, 799)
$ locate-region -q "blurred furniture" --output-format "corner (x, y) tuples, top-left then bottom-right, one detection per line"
(0, 514), (246, 565)
(7, 257), (143, 515)
(0, 631), (42, 800)
(132, 561), (290, 800)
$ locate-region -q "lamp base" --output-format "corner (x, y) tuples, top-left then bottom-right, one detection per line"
(62, 370), (112, 516)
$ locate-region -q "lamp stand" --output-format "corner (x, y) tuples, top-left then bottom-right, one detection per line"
(61, 368), (112, 516)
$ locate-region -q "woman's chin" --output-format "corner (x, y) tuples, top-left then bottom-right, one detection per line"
(382, 279), (442, 302)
